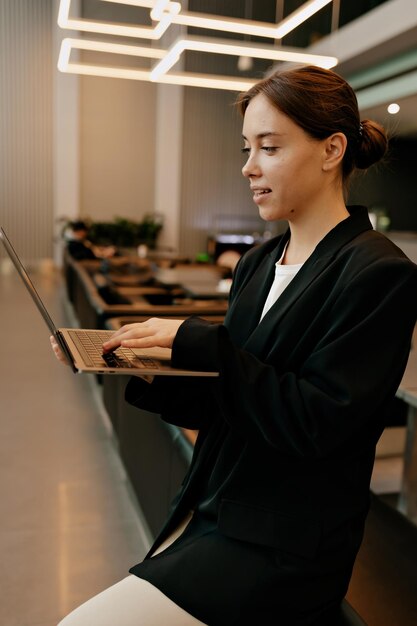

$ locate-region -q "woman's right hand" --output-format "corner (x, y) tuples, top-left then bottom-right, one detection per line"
(50, 335), (69, 365)
(49, 335), (154, 383)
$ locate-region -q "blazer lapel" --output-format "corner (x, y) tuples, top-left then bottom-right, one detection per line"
(224, 234), (288, 346)
(243, 206), (373, 354)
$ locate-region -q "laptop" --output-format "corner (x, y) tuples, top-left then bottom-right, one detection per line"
(0, 227), (218, 378)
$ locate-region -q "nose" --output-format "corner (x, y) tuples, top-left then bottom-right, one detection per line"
(242, 151), (260, 179)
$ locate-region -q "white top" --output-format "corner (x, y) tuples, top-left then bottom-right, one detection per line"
(259, 244), (303, 322)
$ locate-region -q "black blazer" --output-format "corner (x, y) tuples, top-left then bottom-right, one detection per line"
(126, 206), (417, 624)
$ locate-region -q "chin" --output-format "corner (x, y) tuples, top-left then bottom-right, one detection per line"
(259, 207), (281, 222)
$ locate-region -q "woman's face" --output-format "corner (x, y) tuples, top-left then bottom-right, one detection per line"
(241, 94), (329, 223)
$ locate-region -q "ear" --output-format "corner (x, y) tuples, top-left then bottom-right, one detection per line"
(322, 133), (347, 172)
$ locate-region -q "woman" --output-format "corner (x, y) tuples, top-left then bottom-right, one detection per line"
(54, 66), (417, 625)
(66, 220), (117, 260)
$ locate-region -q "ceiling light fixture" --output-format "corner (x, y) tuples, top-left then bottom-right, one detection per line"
(57, 37), (254, 90)
(57, 35), (337, 91)
(61, 0), (334, 42)
(56, 1), (338, 91)
(387, 103), (400, 114)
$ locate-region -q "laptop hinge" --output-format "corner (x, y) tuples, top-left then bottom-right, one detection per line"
(56, 330), (78, 374)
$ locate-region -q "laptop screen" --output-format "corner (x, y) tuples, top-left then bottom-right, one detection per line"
(0, 227), (57, 336)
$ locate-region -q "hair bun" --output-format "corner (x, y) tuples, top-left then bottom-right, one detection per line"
(355, 119), (388, 169)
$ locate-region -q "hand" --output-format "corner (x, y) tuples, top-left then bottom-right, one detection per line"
(50, 334), (155, 384)
(50, 335), (69, 365)
(102, 318), (185, 353)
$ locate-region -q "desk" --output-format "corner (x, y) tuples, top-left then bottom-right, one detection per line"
(181, 280), (230, 300)
(64, 254), (228, 327)
(154, 265), (225, 287)
(152, 266), (230, 300)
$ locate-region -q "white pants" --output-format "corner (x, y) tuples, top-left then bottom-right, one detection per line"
(57, 575), (206, 626)
(58, 513), (206, 625)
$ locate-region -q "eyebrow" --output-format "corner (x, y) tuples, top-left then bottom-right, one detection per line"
(242, 131), (285, 140)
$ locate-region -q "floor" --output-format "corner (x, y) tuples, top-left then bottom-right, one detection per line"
(0, 262), (151, 626)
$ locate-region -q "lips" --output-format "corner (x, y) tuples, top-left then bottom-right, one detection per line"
(251, 187), (272, 200)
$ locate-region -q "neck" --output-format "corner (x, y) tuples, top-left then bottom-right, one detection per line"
(283, 196), (349, 265)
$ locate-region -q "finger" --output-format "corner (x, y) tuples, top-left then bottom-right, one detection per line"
(107, 323), (146, 342)
(102, 324), (154, 352)
(120, 319), (183, 350)
(121, 335), (165, 349)
(102, 319), (165, 352)
(102, 330), (135, 352)
(50, 335), (61, 355)
(101, 326), (133, 351)
(50, 335), (68, 364)
(104, 324), (133, 342)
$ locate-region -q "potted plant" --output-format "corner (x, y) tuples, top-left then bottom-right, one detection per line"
(62, 214), (163, 252)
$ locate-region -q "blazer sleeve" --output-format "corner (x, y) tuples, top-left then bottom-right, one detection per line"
(170, 257), (417, 457)
(124, 255), (247, 429)
(124, 363), (218, 430)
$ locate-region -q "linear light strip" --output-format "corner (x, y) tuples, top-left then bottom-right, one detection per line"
(59, 61), (251, 91)
(99, 0), (180, 10)
(167, 0), (333, 40)
(274, 0), (333, 38)
(188, 37), (337, 65)
(58, 0), (176, 39)
(58, 38), (72, 71)
(150, 36), (338, 82)
(99, 0), (155, 6)
(62, 63), (151, 81)
(158, 71), (255, 91)
(169, 13), (281, 39)
(59, 0), (333, 42)
(100, 0), (182, 20)
(58, 37), (165, 64)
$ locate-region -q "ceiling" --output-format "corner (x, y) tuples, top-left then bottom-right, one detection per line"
(361, 94), (417, 139)
(74, 1), (417, 135)
(184, 1), (417, 137)
(305, 1), (417, 137)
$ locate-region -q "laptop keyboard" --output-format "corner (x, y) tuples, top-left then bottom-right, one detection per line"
(68, 330), (159, 369)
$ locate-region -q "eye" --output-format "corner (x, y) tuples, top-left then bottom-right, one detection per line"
(241, 147), (250, 154)
(261, 146), (278, 153)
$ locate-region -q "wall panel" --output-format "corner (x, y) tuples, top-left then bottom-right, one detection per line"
(0, 0), (53, 261)
(179, 0), (280, 259)
(80, 76), (157, 224)
(180, 88), (261, 259)
(79, 0), (157, 224)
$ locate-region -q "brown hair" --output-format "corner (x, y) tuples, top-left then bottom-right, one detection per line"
(237, 65), (387, 182)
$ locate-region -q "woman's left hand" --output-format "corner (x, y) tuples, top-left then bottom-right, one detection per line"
(102, 318), (185, 353)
